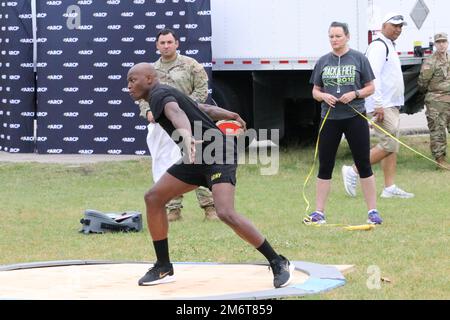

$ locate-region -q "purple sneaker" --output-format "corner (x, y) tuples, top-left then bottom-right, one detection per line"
(367, 210), (383, 225)
(303, 211), (326, 225)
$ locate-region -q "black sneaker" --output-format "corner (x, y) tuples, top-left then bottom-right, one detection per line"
(138, 262), (175, 286)
(270, 255), (294, 288)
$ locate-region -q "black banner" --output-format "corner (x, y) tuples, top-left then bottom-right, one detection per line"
(0, 0), (212, 154)
(0, 0), (36, 153)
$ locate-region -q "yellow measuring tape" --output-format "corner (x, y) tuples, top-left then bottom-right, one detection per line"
(302, 103), (445, 230)
(301, 108), (370, 230)
(348, 104), (444, 168)
(302, 108), (331, 218)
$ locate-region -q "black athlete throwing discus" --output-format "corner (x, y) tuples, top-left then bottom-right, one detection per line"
(127, 63), (294, 288)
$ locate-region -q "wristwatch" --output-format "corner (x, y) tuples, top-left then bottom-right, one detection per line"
(355, 90), (361, 98)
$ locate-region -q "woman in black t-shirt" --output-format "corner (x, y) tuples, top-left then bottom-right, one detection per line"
(307, 22), (382, 225)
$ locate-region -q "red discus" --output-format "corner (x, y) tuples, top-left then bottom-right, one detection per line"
(216, 120), (244, 136)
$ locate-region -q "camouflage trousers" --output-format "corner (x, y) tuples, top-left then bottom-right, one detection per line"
(166, 186), (214, 210)
(425, 101), (450, 159)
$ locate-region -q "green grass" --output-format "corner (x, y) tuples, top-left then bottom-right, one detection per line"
(0, 136), (449, 299)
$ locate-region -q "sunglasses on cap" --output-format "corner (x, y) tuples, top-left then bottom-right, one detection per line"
(385, 15), (405, 23)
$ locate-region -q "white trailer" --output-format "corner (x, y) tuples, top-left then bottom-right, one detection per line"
(211, 0), (368, 71)
(210, 0), (447, 140)
(368, 0), (450, 56)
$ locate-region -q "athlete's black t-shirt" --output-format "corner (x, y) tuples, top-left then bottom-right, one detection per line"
(147, 83), (236, 165)
(149, 83), (218, 137)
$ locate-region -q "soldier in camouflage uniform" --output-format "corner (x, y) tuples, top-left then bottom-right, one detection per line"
(418, 32), (450, 170)
(153, 28), (218, 221)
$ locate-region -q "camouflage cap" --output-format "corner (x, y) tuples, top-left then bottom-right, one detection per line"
(434, 32), (448, 42)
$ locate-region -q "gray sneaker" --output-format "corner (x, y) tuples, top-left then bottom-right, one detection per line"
(342, 165), (358, 197)
(380, 185), (414, 199)
(270, 255), (295, 288)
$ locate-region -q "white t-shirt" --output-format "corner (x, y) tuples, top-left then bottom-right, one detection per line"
(146, 123), (181, 182)
(365, 34), (405, 113)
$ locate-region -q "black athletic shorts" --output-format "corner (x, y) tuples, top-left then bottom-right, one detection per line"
(167, 163), (237, 190)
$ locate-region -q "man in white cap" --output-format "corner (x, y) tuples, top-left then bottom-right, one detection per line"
(342, 12), (415, 201)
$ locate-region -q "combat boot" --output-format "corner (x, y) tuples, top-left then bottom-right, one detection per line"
(436, 157), (449, 170)
(204, 206), (219, 221)
(167, 208), (182, 222)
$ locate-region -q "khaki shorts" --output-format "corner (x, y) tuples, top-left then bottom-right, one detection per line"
(371, 107), (400, 153)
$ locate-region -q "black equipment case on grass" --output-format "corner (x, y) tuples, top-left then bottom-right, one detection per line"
(80, 210), (142, 234)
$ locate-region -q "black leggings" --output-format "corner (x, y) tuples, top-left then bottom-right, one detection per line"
(318, 115), (373, 180)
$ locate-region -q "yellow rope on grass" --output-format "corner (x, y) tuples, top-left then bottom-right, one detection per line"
(302, 102), (443, 230)
(300, 108), (365, 229)
(348, 104), (444, 168)
(301, 108), (331, 217)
